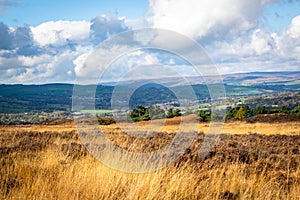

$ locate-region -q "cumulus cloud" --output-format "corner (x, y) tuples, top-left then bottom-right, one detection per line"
(148, 0), (278, 40)
(0, 14), (131, 83)
(73, 44), (132, 83)
(102, 50), (161, 82)
(251, 29), (274, 55)
(0, 23), (37, 56)
(0, 50), (80, 83)
(274, 15), (300, 60)
(286, 15), (300, 38)
(206, 14), (300, 73)
(0, 22), (11, 49)
(1, 1), (300, 83)
(90, 14), (128, 45)
(30, 20), (91, 47)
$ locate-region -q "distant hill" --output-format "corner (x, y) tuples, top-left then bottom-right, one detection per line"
(0, 71), (299, 113)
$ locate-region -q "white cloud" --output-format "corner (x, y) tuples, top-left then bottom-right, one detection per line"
(1, 2), (300, 84)
(148, 0), (277, 40)
(19, 54), (52, 66)
(31, 20), (91, 47)
(73, 52), (91, 77)
(206, 15), (300, 74)
(0, 15), (131, 83)
(74, 47), (170, 84)
(251, 29), (274, 55)
(90, 14), (128, 45)
(0, 50), (80, 83)
(287, 15), (300, 38)
(0, 55), (22, 69)
(125, 18), (149, 29)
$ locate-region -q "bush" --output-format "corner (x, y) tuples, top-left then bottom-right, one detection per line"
(97, 118), (116, 125)
(198, 110), (211, 122)
(166, 108), (181, 118)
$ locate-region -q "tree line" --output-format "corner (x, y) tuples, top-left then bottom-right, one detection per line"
(225, 105), (300, 120)
(129, 105), (181, 122)
(129, 104), (300, 122)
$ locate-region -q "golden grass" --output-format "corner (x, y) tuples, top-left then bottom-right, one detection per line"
(2, 148), (300, 200)
(103, 119), (300, 136)
(1, 118), (300, 199)
(1, 115), (299, 135)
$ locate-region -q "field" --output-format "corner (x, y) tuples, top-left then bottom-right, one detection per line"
(81, 109), (113, 115)
(1, 118), (300, 199)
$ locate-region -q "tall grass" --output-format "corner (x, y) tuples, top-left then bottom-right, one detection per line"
(1, 148), (299, 199)
(0, 125), (300, 199)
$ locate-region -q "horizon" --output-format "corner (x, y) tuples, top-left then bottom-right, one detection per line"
(0, 70), (299, 85)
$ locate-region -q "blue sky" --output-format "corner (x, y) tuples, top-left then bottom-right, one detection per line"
(262, 0), (300, 32)
(1, 0), (149, 26)
(0, 0), (300, 83)
(1, 0), (298, 31)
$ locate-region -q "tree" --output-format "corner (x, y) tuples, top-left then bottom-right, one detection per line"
(280, 106), (289, 114)
(129, 105), (166, 122)
(225, 107), (239, 120)
(129, 105), (149, 122)
(198, 110), (211, 122)
(129, 108), (140, 122)
(166, 108), (174, 118)
(253, 106), (267, 115)
(243, 105), (253, 118)
(292, 105), (300, 115)
(173, 108), (182, 117)
(235, 107), (246, 120)
(148, 106), (166, 119)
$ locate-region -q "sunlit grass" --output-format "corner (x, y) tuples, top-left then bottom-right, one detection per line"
(1, 120), (300, 199)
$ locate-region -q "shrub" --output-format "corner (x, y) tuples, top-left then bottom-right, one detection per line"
(97, 118), (116, 125)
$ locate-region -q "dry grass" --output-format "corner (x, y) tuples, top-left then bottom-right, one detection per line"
(104, 115), (300, 135)
(1, 119), (300, 199)
(1, 115), (299, 135)
(2, 150), (300, 200)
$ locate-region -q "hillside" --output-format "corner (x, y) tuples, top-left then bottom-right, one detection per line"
(0, 71), (299, 113)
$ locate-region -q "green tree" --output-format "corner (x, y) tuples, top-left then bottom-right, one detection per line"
(148, 106), (166, 119)
(235, 107), (246, 120)
(280, 106), (289, 114)
(166, 108), (174, 118)
(243, 105), (253, 118)
(292, 105), (300, 115)
(225, 107), (239, 120)
(173, 108), (182, 117)
(129, 105), (149, 122)
(130, 105), (166, 122)
(253, 106), (267, 115)
(199, 110), (211, 122)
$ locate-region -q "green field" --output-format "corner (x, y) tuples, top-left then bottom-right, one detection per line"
(81, 110), (112, 114)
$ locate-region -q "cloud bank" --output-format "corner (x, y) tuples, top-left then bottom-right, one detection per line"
(0, 0), (299, 83)
(148, 0), (277, 40)
(0, 15), (129, 83)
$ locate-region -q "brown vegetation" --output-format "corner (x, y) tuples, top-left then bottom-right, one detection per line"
(246, 114), (300, 123)
(0, 120), (300, 199)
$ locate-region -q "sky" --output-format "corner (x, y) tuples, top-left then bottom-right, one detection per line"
(0, 0), (300, 83)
